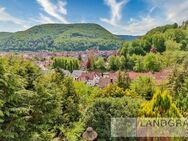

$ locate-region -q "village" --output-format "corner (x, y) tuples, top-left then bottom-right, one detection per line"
(0, 49), (171, 88)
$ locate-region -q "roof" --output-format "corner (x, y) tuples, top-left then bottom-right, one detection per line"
(98, 77), (113, 88)
(128, 69), (172, 85)
(62, 69), (71, 76)
(72, 70), (85, 78)
(79, 72), (98, 81)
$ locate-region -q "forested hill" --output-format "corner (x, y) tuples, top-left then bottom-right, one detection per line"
(119, 21), (188, 57)
(0, 23), (122, 51)
(117, 35), (140, 41)
(0, 32), (12, 40)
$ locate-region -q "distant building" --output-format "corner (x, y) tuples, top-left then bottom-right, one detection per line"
(72, 70), (85, 80)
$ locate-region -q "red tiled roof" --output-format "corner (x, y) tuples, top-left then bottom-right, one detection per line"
(128, 69), (172, 84)
(79, 72), (97, 81)
(99, 77), (112, 88)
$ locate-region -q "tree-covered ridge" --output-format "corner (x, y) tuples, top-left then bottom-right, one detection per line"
(14, 23), (116, 40)
(116, 35), (140, 41)
(119, 21), (188, 56)
(0, 32), (12, 40)
(0, 23), (121, 51)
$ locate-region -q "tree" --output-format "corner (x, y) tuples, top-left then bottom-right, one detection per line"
(143, 53), (163, 72)
(0, 56), (62, 141)
(94, 57), (106, 70)
(165, 29), (185, 43)
(167, 66), (188, 116)
(53, 57), (80, 72)
(0, 56), (81, 140)
(84, 97), (140, 141)
(140, 89), (182, 117)
(86, 56), (95, 70)
(130, 76), (155, 100)
(31, 72), (62, 140)
(180, 40), (188, 50)
(119, 56), (126, 70)
(119, 42), (129, 58)
(140, 39), (152, 52)
(0, 73), (34, 140)
(165, 40), (181, 51)
(117, 71), (131, 90)
(151, 34), (166, 52)
(74, 81), (100, 111)
(55, 76), (80, 128)
(133, 55), (145, 72)
(108, 56), (117, 71)
(99, 84), (125, 98)
(0, 57), (36, 140)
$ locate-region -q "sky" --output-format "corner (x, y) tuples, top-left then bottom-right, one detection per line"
(0, 0), (188, 35)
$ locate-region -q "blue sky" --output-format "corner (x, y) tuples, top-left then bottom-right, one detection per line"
(0, 0), (187, 35)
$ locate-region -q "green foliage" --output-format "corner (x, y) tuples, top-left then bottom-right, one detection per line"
(143, 53), (163, 72)
(61, 121), (85, 141)
(94, 57), (106, 70)
(165, 29), (186, 43)
(165, 40), (181, 51)
(0, 32), (12, 40)
(146, 23), (178, 35)
(168, 66), (188, 116)
(151, 33), (166, 52)
(108, 56), (117, 71)
(60, 77), (80, 127)
(53, 57), (80, 72)
(132, 55), (145, 72)
(140, 89), (182, 117)
(120, 22), (188, 55)
(119, 40), (146, 56)
(84, 97), (140, 141)
(122, 53), (164, 72)
(74, 81), (100, 112)
(116, 71), (131, 90)
(0, 56), (81, 140)
(163, 51), (188, 67)
(99, 84), (125, 98)
(130, 76), (155, 100)
(108, 55), (126, 71)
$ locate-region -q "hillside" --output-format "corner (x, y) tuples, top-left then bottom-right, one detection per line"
(117, 35), (140, 41)
(0, 23), (121, 51)
(0, 32), (13, 40)
(119, 21), (188, 57)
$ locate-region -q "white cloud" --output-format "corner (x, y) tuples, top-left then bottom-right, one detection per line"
(100, 0), (160, 35)
(0, 7), (27, 28)
(37, 0), (68, 23)
(104, 15), (161, 35)
(147, 0), (188, 23)
(102, 0), (188, 35)
(122, 16), (161, 35)
(39, 14), (55, 23)
(164, 1), (188, 23)
(101, 0), (128, 26)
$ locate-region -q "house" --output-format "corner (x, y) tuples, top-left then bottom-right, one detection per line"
(79, 72), (100, 86)
(98, 72), (118, 88)
(62, 70), (72, 77)
(128, 69), (172, 85)
(98, 77), (113, 88)
(35, 61), (48, 71)
(80, 61), (87, 70)
(72, 70), (85, 80)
